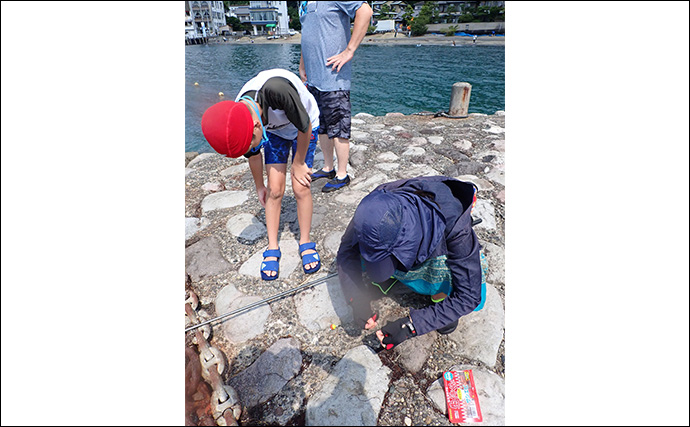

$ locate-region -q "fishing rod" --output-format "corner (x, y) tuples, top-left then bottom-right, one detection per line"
(185, 272), (339, 333)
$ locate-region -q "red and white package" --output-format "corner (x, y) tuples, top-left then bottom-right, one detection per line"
(443, 369), (483, 423)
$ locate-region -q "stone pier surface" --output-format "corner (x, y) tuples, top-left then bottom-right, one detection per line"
(185, 111), (506, 425)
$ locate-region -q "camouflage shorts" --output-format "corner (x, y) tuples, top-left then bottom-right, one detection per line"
(306, 85), (351, 140)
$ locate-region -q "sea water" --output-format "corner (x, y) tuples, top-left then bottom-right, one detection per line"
(185, 43), (504, 153)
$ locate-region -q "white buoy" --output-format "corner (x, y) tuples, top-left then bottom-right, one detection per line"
(218, 92), (224, 97)
(194, 82), (199, 86)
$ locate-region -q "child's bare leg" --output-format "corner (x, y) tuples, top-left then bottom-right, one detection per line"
(263, 164), (287, 277)
(292, 172), (318, 271)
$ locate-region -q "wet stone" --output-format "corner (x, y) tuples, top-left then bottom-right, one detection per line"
(228, 338), (302, 407)
(446, 284), (504, 367)
(353, 112), (374, 119)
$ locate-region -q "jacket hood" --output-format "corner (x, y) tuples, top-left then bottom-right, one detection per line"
(352, 189), (447, 270)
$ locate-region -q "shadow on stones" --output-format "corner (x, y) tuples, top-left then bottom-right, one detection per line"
(227, 346), (377, 427)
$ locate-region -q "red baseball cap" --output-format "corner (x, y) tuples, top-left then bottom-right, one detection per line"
(201, 100), (253, 158)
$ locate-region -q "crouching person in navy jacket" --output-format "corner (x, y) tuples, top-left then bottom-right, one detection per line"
(337, 176), (486, 350)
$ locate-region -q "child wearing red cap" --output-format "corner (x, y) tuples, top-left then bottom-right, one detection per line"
(201, 69), (322, 281)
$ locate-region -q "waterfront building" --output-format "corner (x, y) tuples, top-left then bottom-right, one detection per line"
(248, 1), (289, 36)
(185, 1), (226, 37)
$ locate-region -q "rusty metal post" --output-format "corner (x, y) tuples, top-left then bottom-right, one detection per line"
(448, 82), (472, 118)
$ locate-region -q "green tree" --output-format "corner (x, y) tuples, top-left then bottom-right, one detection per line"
(443, 25), (458, 36)
(287, 3), (301, 30)
(380, 3), (393, 20)
(226, 15), (242, 29)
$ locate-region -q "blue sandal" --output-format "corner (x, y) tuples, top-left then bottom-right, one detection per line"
(299, 242), (321, 274)
(260, 248), (281, 281)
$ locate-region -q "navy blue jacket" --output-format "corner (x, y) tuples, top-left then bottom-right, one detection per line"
(337, 176), (482, 335)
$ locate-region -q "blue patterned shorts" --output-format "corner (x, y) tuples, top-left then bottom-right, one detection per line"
(264, 127), (319, 166)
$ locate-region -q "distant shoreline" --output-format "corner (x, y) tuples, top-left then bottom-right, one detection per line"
(205, 32), (505, 47)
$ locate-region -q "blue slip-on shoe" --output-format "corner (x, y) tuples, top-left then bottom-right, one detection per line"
(322, 175), (351, 193)
(299, 242), (321, 274)
(260, 248), (281, 281)
(311, 168), (336, 181)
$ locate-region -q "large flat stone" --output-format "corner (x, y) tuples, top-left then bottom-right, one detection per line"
(404, 164), (440, 177)
(472, 200), (497, 230)
(427, 365), (504, 425)
(185, 237), (232, 282)
(186, 152), (217, 167)
(402, 147), (426, 157)
(350, 173), (389, 193)
(485, 165), (504, 186)
(238, 236), (300, 279)
(185, 217), (200, 241)
(335, 190), (368, 205)
(480, 241), (505, 284)
(201, 190), (249, 213)
(306, 345), (391, 426)
(376, 162), (400, 172)
(227, 213), (266, 243)
(215, 284), (271, 343)
(228, 338), (302, 407)
(323, 230), (345, 256)
(220, 162), (249, 177)
(294, 274), (353, 331)
(446, 284), (504, 367)
(455, 175), (495, 192)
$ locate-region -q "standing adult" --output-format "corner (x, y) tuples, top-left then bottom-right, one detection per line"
(299, 1), (373, 193)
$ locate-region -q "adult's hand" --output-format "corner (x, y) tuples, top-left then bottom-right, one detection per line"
(325, 49), (355, 73)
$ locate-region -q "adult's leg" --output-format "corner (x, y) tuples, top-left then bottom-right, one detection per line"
(263, 163), (287, 277)
(333, 137), (350, 179)
(318, 134), (335, 173)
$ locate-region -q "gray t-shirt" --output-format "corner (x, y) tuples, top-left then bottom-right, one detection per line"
(299, 1), (365, 92)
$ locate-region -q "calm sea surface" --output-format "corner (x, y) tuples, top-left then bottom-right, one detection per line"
(185, 43), (504, 153)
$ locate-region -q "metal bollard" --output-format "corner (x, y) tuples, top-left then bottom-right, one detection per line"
(448, 82), (472, 118)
